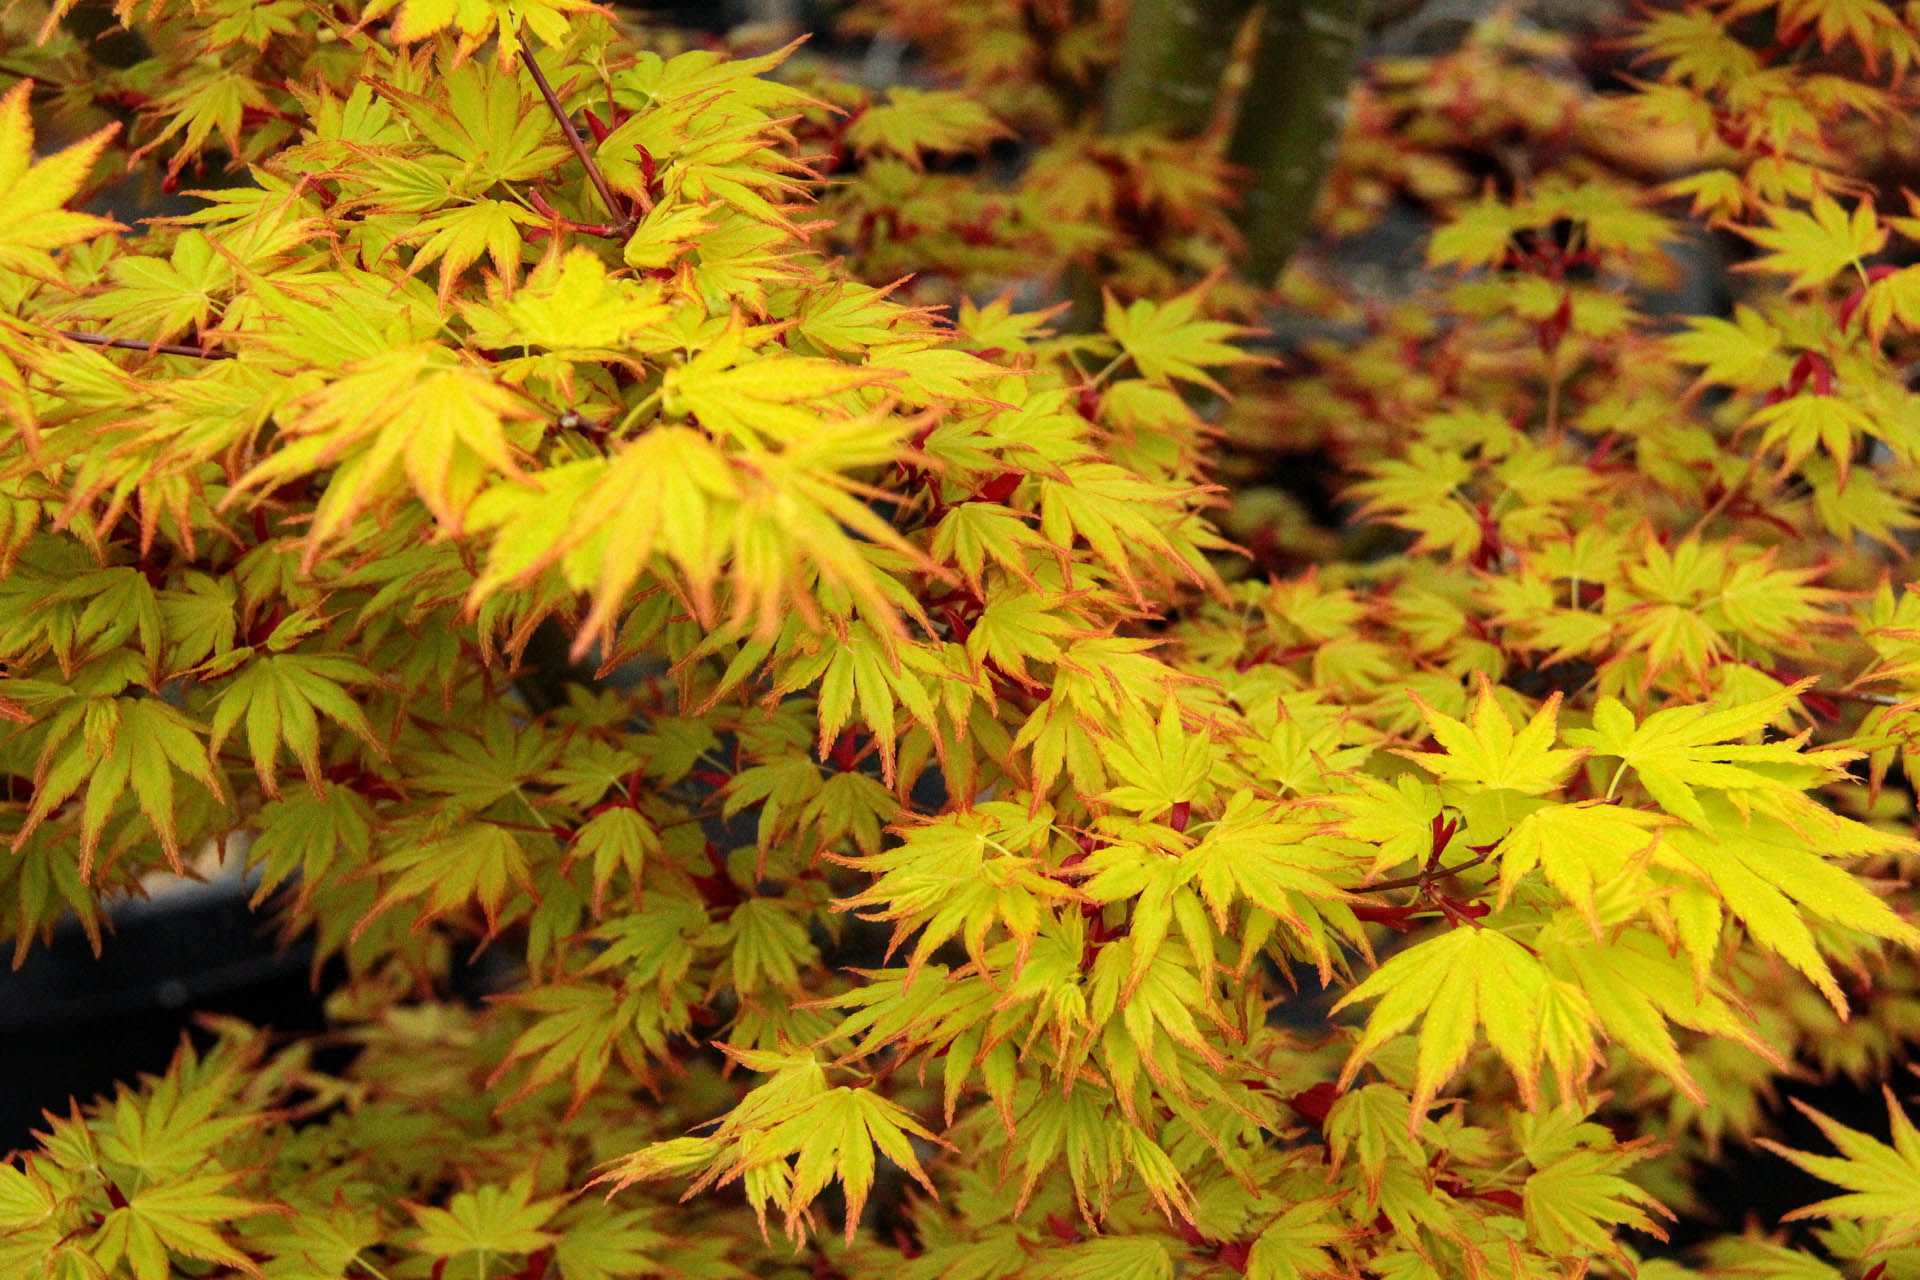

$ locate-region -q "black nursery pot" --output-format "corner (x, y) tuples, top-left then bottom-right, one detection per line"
(0, 864), (322, 1154)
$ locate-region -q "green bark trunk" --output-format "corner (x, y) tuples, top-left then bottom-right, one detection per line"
(1226, 0), (1368, 285)
(1101, 0), (1256, 138)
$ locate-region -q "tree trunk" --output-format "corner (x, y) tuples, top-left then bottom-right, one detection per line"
(1226, 0), (1368, 286)
(1102, 0), (1256, 138)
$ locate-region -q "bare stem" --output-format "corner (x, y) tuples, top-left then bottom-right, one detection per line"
(1817, 687), (1905, 707)
(1686, 450), (1764, 540)
(1362, 848), (1495, 895)
(1543, 345), (1563, 446)
(58, 329), (234, 359)
(517, 33), (628, 229)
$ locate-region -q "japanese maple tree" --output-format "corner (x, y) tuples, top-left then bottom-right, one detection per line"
(3, 1), (1920, 1278)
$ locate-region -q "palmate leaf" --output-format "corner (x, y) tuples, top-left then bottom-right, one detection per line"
(1048, 1236), (1174, 1280)
(0, 79), (121, 287)
(1182, 796), (1365, 979)
(601, 1048), (939, 1245)
(1038, 463), (1213, 603)
(1738, 193), (1885, 293)
(967, 587), (1088, 685)
(77, 230), (233, 346)
(1494, 802), (1663, 932)
(1666, 305), (1787, 389)
(1539, 922), (1781, 1103)
(1659, 795), (1920, 1012)
(68, 1039), (273, 1280)
(1334, 925), (1580, 1120)
(16, 693), (227, 875)
(812, 618), (943, 785)
(660, 326), (899, 447)
(1724, 0), (1912, 70)
(565, 804), (661, 913)
(461, 246), (673, 357)
(88, 1173), (265, 1280)
(207, 653), (383, 795)
(489, 981), (640, 1112)
(1523, 1146), (1670, 1261)
(360, 821), (535, 938)
(548, 1203), (667, 1280)
(1566, 681), (1846, 826)
(931, 501), (1048, 594)
(1102, 283), (1256, 393)
(1097, 701), (1213, 822)
(364, 0), (601, 60)
(1426, 197), (1530, 270)
(836, 803), (1082, 976)
(238, 343), (540, 550)
(847, 87), (1011, 166)
(712, 897), (819, 994)
(1247, 1196), (1349, 1280)
(395, 198), (537, 304)
(405, 1171), (565, 1260)
(1764, 1088), (1920, 1242)
(245, 784), (374, 913)
(1401, 679), (1583, 796)
(1325, 1084), (1430, 1208)
(736, 1085), (941, 1244)
(132, 63), (276, 180)
(373, 55), (571, 188)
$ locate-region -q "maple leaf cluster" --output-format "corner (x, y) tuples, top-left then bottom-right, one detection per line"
(3, 1), (1920, 1279)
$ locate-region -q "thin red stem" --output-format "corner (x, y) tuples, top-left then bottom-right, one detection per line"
(58, 330), (233, 360)
(517, 32), (628, 229)
(1362, 848), (1495, 895)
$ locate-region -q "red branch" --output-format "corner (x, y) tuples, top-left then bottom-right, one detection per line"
(57, 330), (233, 360)
(516, 30), (629, 230)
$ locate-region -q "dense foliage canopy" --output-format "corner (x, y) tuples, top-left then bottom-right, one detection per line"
(7, 1), (1920, 1277)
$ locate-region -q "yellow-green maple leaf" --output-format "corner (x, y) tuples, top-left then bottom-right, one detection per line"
(1334, 925), (1571, 1121)
(1401, 679), (1583, 796)
(1102, 284), (1255, 393)
(1740, 193), (1885, 292)
(0, 79), (120, 286)
(1764, 1088), (1920, 1246)
(239, 344), (539, 550)
(367, 0), (600, 62)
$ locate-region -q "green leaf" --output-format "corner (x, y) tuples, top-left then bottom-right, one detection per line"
(1335, 926), (1570, 1117)
(549, 1203), (667, 1280)
(1248, 1197), (1348, 1280)
(1102, 283), (1253, 392)
(240, 344), (538, 548)
(1402, 679), (1584, 796)
(741, 1086), (941, 1243)
(1739, 193), (1885, 292)
(405, 1171), (564, 1259)
(1050, 1236), (1174, 1280)
(1566, 681), (1843, 827)
(846, 87), (1009, 165)
(1524, 1146), (1669, 1261)
(396, 198), (535, 303)
(89, 1174), (264, 1280)
(1427, 197), (1529, 270)
(0, 79), (121, 286)
(1765, 1088), (1920, 1235)
(18, 695), (227, 875)
(567, 805), (661, 914)
(1495, 802), (1663, 930)
(207, 653), (382, 794)
(364, 821), (533, 937)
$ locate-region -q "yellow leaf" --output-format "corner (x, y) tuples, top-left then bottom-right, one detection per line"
(0, 79), (121, 286)
(1739, 193), (1885, 292)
